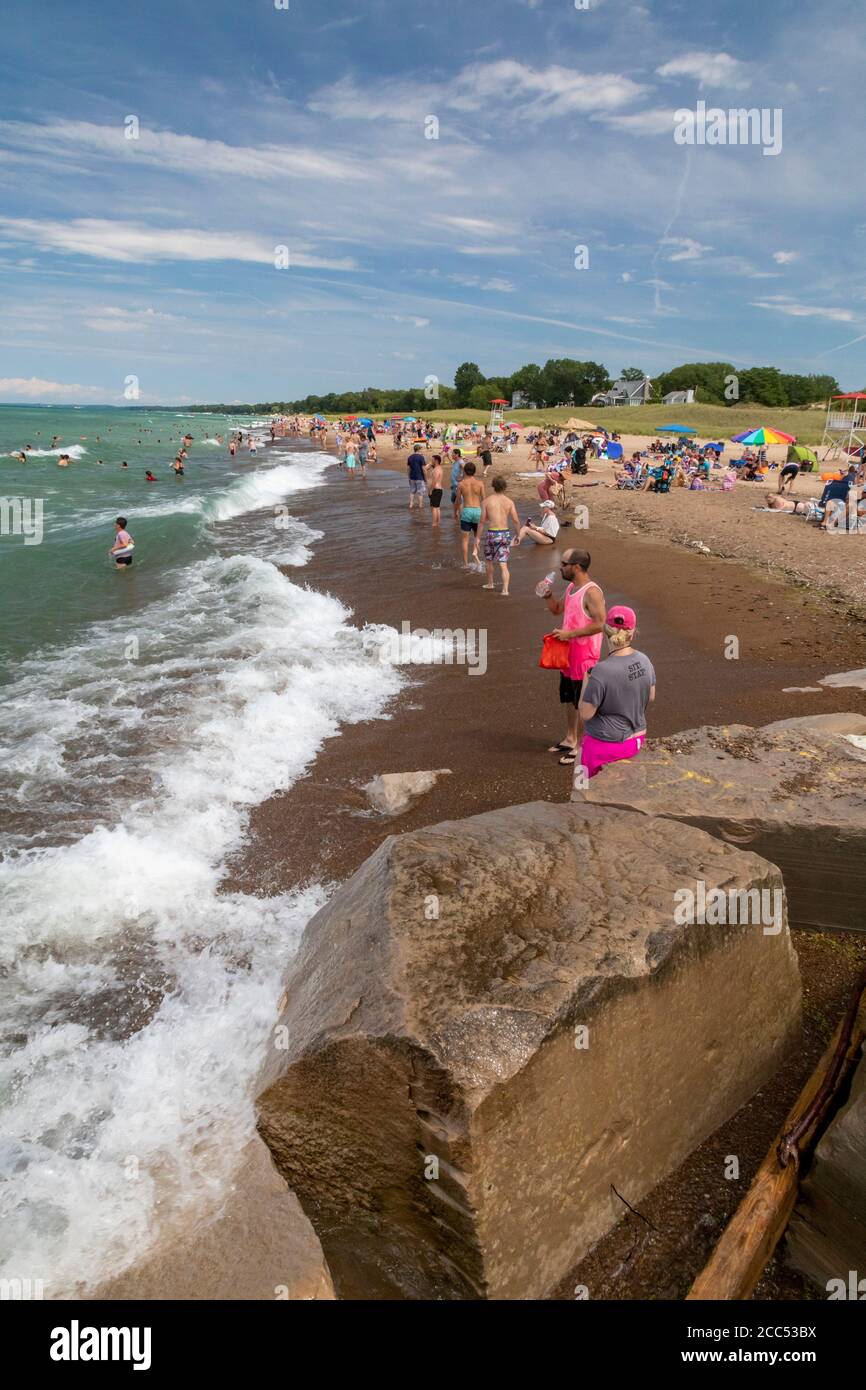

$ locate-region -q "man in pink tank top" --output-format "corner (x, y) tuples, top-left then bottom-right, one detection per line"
(542, 548), (605, 765)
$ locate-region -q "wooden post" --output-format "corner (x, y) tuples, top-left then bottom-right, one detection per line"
(686, 997), (866, 1301)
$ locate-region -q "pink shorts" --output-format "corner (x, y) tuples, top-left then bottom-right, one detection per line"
(580, 732), (645, 779)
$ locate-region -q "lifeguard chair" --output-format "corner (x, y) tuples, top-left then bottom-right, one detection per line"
(821, 392), (866, 462)
(488, 398), (508, 432)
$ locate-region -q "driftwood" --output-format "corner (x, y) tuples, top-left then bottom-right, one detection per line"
(687, 970), (866, 1301)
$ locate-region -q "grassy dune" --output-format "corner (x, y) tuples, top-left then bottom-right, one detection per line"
(425, 403), (830, 445)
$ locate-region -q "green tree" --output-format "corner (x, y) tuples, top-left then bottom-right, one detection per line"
(508, 363), (544, 407)
(738, 366), (787, 408)
(468, 382), (494, 413)
(454, 361), (485, 406)
(539, 359), (609, 407)
(620, 367), (646, 382)
(654, 362), (736, 405)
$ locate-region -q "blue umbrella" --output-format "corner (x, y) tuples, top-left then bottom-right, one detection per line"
(658, 424), (697, 434)
(357, 417), (373, 426)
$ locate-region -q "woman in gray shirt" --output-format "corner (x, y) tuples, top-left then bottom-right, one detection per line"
(577, 605), (655, 779)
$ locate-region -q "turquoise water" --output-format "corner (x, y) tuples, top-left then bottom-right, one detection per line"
(0, 406), (270, 671)
(0, 406), (409, 1295)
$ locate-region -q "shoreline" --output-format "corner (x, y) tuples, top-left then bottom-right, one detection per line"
(219, 442), (866, 1299)
(229, 442), (866, 896)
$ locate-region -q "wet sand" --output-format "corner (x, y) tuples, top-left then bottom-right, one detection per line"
(229, 450), (866, 895)
(227, 445), (866, 1301)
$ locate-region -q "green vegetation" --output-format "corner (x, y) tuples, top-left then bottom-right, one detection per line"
(186, 356), (839, 437)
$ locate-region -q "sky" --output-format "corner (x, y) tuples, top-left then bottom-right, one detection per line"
(0, 0), (864, 404)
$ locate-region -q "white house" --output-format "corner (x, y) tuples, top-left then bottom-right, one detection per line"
(590, 376), (654, 408)
(662, 389), (696, 405)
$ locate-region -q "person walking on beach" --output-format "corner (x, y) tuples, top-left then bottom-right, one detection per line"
(450, 449), (464, 520)
(428, 453), (444, 527)
(455, 461), (485, 567)
(110, 516), (135, 568)
(577, 606), (655, 781)
(479, 476), (519, 595)
(541, 548), (605, 764)
(407, 444), (427, 510)
(479, 431), (494, 477)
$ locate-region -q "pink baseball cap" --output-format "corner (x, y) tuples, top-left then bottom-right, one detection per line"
(606, 605), (637, 628)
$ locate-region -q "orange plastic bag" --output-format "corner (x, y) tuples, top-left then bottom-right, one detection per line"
(539, 632), (570, 671)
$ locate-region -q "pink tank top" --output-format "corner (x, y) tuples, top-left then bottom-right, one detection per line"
(563, 581), (602, 680)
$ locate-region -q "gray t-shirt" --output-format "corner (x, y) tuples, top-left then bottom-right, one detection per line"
(583, 649), (655, 742)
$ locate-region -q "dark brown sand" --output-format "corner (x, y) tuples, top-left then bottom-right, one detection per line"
(229, 446), (866, 1300)
(229, 452), (866, 895)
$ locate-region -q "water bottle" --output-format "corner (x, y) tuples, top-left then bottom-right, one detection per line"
(535, 571), (556, 598)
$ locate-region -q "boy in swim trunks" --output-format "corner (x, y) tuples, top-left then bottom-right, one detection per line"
(428, 454), (443, 527)
(455, 461), (485, 567)
(479, 476), (519, 595)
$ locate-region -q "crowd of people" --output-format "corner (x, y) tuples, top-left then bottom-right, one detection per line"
(294, 412), (657, 785)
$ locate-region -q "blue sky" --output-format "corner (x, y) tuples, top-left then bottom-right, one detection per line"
(0, 0), (863, 403)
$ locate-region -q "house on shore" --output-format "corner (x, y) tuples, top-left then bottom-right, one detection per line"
(590, 376), (654, 408)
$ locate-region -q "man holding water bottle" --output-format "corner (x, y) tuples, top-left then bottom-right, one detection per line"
(538, 548), (606, 765)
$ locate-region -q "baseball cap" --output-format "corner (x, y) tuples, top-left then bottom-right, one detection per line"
(606, 604), (636, 628)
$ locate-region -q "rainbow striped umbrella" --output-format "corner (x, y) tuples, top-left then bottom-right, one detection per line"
(731, 427), (796, 446)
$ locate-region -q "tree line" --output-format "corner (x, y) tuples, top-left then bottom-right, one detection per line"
(186, 359), (839, 416)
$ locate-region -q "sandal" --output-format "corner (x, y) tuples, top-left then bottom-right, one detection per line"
(548, 742), (573, 753)
(558, 751), (578, 766)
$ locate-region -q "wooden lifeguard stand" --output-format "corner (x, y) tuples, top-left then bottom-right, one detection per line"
(488, 398), (508, 432)
(821, 392), (866, 461)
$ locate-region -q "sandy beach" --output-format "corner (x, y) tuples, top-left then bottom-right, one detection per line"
(223, 438), (866, 1299)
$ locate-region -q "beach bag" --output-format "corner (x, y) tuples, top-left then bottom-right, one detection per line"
(539, 633), (571, 671)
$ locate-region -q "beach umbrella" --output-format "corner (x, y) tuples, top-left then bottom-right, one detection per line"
(356, 416), (373, 426)
(505, 422), (523, 429)
(403, 415), (417, 422)
(606, 441), (624, 460)
(730, 427), (796, 446)
(658, 424), (697, 434)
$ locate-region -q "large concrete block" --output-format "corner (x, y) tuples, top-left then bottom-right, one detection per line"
(81, 1137), (334, 1301)
(575, 713), (866, 935)
(786, 1059), (866, 1293)
(257, 801), (801, 1300)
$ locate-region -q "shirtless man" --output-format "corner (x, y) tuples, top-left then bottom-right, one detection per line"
(427, 453), (444, 527)
(455, 461), (485, 567)
(479, 431), (494, 477)
(479, 476), (520, 595)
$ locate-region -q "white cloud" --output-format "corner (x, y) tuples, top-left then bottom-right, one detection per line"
(311, 61), (644, 127)
(447, 272), (515, 292)
(751, 296), (854, 323)
(662, 236), (712, 262)
(773, 250), (799, 264)
(0, 217), (357, 269)
(599, 108), (677, 135)
(656, 52), (751, 91)
(83, 306), (181, 332)
(0, 376), (107, 401)
(0, 119), (363, 185)
(385, 314), (430, 328)
(621, 271), (633, 282)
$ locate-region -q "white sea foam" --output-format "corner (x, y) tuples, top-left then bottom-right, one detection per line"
(0, 490), (402, 1294)
(1, 444), (88, 459)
